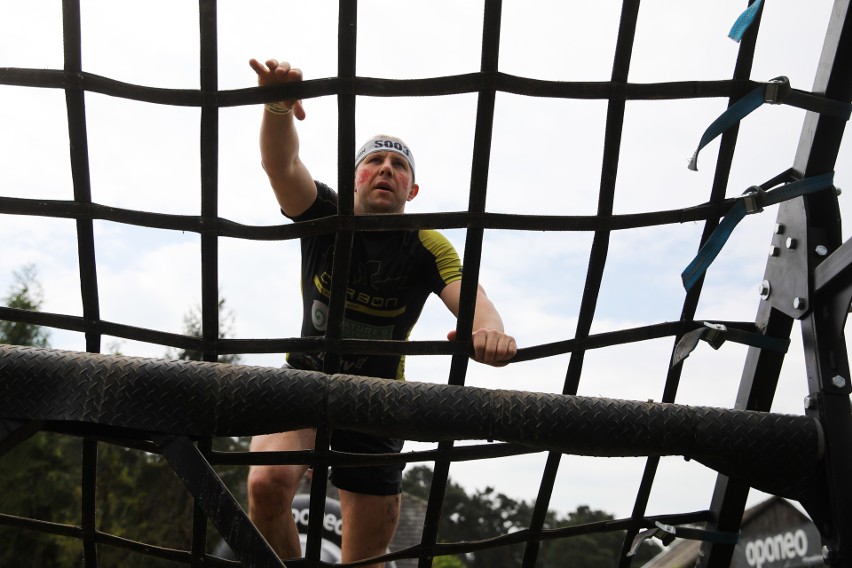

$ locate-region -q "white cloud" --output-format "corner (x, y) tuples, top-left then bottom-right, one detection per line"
(79, 0), (200, 88)
(631, 1), (745, 82)
(93, 223), (200, 334)
(86, 96), (201, 214)
(500, 1), (622, 82)
(0, 1), (64, 68)
(0, 88), (73, 199)
(357, 0), (485, 79)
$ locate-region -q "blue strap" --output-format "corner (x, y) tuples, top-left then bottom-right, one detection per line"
(728, 0), (765, 42)
(681, 199), (749, 290)
(688, 85), (766, 171)
(760, 171), (834, 207)
(689, 77), (851, 172)
(681, 172), (835, 291)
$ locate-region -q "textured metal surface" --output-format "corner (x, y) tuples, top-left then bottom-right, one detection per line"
(0, 344), (822, 494)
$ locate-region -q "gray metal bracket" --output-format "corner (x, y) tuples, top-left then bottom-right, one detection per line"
(759, 197), (817, 319)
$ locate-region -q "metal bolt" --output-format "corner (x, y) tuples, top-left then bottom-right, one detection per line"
(759, 280), (771, 300)
(793, 297), (807, 310)
(769, 245), (780, 257)
(786, 237), (798, 249)
(832, 375), (847, 389)
(816, 245), (829, 256)
(804, 395), (816, 410)
(775, 223), (785, 235)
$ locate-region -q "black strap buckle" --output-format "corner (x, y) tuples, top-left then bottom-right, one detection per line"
(742, 186), (765, 214)
(629, 522), (677, 556)
(764, 76), (790, 104)
(703, 322), (728, 350)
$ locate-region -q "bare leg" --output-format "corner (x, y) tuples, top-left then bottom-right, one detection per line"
(247, 429), (316, 559)
(339, 489), (401, 568)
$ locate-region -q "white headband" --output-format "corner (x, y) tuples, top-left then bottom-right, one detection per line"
(355, 136), (416, 179)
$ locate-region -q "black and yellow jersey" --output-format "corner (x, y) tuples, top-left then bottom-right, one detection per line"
(285, 182), (463, 380)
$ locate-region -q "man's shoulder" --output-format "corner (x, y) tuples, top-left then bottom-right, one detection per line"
(289, 181), (338, 222)
(416, 229), (456, 254)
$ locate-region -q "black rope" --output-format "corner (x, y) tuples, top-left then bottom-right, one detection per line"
(524, 3), (642, 567)
(419, 4), (504, 566)
(62, 0), (101, 356)
(618, 1), (767, 563)
(0, 67), (793, 106)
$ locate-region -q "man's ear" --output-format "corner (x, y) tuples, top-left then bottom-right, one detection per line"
(407, 183), (420, 201)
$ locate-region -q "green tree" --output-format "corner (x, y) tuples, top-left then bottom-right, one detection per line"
(537, 505), (662, 567)
(434, 555), (468, 568)
(94, 443), (196, 567)
(93, 296), (248, 566)
(402, 466), (662, 567)
(0, 265), (82, 567)
(0, 272), (248, 566)
(403, 466), (525, 567)
(0, 432), (83, 567)
(0, 264), (50, 347)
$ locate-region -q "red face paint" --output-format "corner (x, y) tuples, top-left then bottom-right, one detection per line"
(397, 173), (410, 189)
(356, 168), (372, 187)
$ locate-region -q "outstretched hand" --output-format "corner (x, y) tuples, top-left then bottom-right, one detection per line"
(447, 328), (517, 367)
(249, 58), (307, 120)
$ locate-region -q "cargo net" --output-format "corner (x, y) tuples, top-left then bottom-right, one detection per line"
(1, 2), (852, 567)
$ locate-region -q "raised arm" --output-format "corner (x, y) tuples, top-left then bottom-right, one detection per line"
(249, 58), (317, 217)
(441, 281), (517, 367)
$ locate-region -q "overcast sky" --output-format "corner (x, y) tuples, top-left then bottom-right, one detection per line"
(1, 0), (850, 524)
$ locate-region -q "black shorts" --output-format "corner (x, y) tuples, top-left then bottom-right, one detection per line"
(329, 429), (404, 496)
(283, 362), (404, 496)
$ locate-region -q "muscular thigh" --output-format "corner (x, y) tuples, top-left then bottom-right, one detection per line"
(250, 429), (317, 453)
(249, 429), (317, 487)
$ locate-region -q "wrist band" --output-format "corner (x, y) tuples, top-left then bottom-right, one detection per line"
(265, 102), (292, 115)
